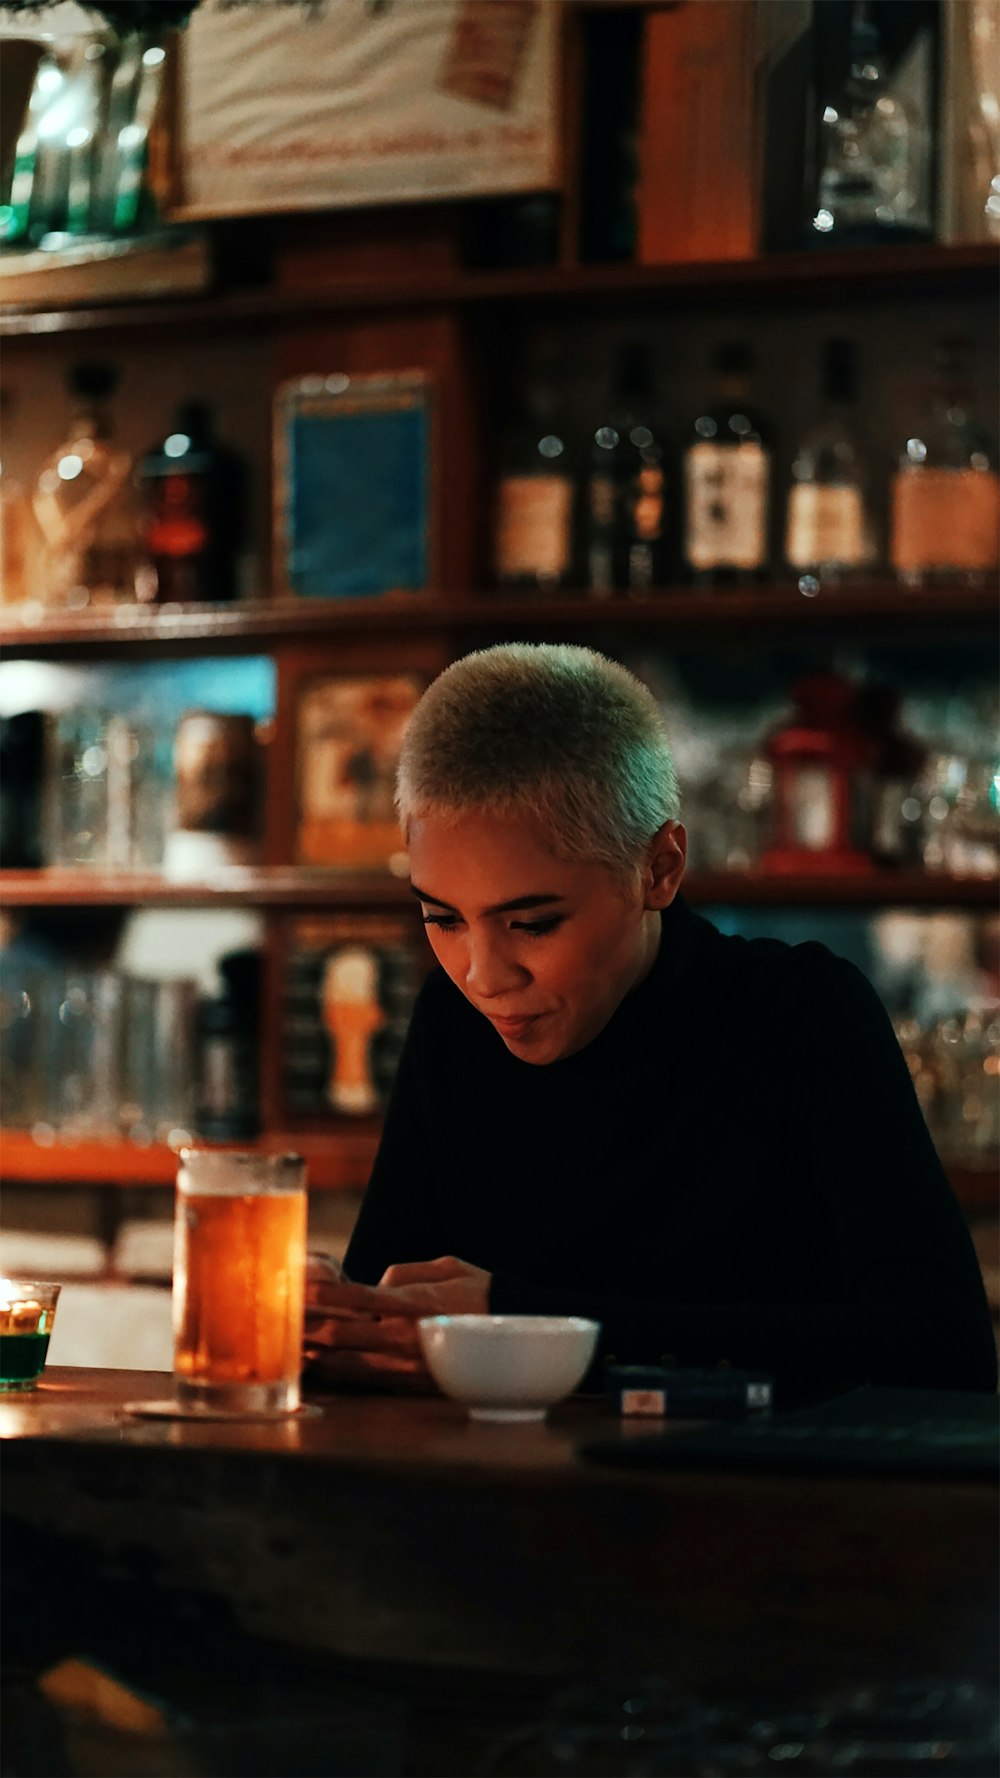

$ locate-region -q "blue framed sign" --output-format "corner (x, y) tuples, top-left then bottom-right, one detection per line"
(274, 372), (433, 601)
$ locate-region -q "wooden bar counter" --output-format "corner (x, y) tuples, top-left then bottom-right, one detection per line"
(2, 1367), (997, 1714)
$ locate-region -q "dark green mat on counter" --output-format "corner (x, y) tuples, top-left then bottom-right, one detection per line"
(578, 1387), (1000, 1481)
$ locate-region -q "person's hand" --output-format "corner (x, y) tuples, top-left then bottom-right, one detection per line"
(305, 1250), (347, 1309)
(302, 1255), (491, 1393)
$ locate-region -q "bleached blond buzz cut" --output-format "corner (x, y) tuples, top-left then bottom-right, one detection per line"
(396, 643), (680, 883)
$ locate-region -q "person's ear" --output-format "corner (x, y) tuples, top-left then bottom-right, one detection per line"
(643, 820), (686, 909)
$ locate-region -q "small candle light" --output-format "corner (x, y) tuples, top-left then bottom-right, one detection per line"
(0, 1279), (62, 1391)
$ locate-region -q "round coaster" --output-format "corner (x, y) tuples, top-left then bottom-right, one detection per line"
(121, 1399), (323, 1423)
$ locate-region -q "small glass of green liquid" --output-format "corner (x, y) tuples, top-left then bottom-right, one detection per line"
(0, 1280), (61, 1391)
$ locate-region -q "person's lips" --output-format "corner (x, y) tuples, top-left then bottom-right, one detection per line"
(489, 1012), (544, 1039)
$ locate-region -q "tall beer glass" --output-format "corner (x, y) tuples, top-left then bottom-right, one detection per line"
(173, 1150), (307, 1414)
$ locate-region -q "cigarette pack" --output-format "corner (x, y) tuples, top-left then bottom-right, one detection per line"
(605, 1364), (773, 1420)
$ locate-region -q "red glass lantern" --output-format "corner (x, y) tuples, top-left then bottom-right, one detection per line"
(762, 674), (874, 875)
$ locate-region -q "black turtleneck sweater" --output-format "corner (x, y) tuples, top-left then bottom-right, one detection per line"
(344, 897), (997, 1404)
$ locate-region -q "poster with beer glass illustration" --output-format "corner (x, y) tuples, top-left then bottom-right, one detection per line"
(295, 674), (423, 870)
(283, 914), (421, 1120)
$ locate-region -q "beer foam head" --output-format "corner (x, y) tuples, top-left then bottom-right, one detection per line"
(177, 1150), (305, 1197)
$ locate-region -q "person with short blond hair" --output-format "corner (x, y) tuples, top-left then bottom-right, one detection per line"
(305, 644), (996, 1406)
(396, 641), (680, 885)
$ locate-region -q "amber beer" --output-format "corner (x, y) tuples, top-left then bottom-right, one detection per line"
(173, 1150), (307, 1414)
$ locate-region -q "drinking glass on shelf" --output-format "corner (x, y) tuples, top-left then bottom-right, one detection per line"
(43, 710), (169, 870)
(947, 758), (1000, 878)
(0, 969), (47, 1130)
(683, 749), (773, 873)
(120, 977), (198, 1145)
(173, 1150), (308, 1416)
(895, 1006), (1000, 1167)
(934, 1006), (1000, 1165)
(44, 710), (112, 867)
(916, 748), (968, 874)
(49, 970), (123, 1140)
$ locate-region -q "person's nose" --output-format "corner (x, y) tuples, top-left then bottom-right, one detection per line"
(464, 929), (530, 1001)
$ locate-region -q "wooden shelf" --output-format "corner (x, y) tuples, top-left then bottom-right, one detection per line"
(2, 581), (996, 657)
(1, 241), (995, 338)
(685, 870), (999, 909)
(2, 866), (995, 910)
(0, 1127), (377, 1191)
(0, 868), (414, 908)
(2, 1126), (992, 1213)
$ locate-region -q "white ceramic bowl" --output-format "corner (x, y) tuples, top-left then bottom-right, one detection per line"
(418, 1314), (601, 1423)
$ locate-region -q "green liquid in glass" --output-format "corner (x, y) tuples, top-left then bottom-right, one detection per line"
(0, 1331), (50, 1386)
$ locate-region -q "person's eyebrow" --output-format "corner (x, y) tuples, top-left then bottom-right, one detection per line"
(410, 885), (566, 917)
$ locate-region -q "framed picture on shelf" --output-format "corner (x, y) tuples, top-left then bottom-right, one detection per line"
(274, 371), (435, 602)
(294, 671), (425, 871)
(282, 912), (423, 1121)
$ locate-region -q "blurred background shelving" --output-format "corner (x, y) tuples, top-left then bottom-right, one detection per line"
(0, 0), (997, 1304)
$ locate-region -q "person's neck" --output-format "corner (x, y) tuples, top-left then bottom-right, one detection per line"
(630, 907), (663, 994)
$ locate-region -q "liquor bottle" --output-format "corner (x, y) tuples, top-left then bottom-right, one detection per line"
(136, 401), (246, 604)
(854, 682), (926, 868)
(31, 362), (139, 608)
(785, 338), (875, 592)
(585, 342), (669, 597)
(494, 339), (575, 592)
(0, 391), (36, 605)
(0, 711), (44, 869)
(890, 338), (1000, 588)
(682, 342), (773, 586)
(195, 949), (261, 1141)
(808, 0), (933, 246)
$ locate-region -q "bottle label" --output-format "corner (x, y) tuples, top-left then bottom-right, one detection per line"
(786, 484), (867, 569)
(627, 542), (654, 589)
(891, 468), (1000, 572)
(686, 443), (769, 569)
(0, 487), (30, 603)
(632, 463), (664, 542)
(497, 475), (572, 580)
(589, 471), (616, 531)
(201, 1034), (240, 1116)
(146, 474), (208, 559)
(587, 471), (616, 594)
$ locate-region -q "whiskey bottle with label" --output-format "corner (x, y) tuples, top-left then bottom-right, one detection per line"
(494, 340), (575, 593)
(785, 338), (875, 593)
(585, 341), (669, 597)
(890, 337), (1000, 588)
(682, 342), (773, 586)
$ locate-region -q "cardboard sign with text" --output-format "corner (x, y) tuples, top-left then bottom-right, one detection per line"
(174, 0), (561, 219)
